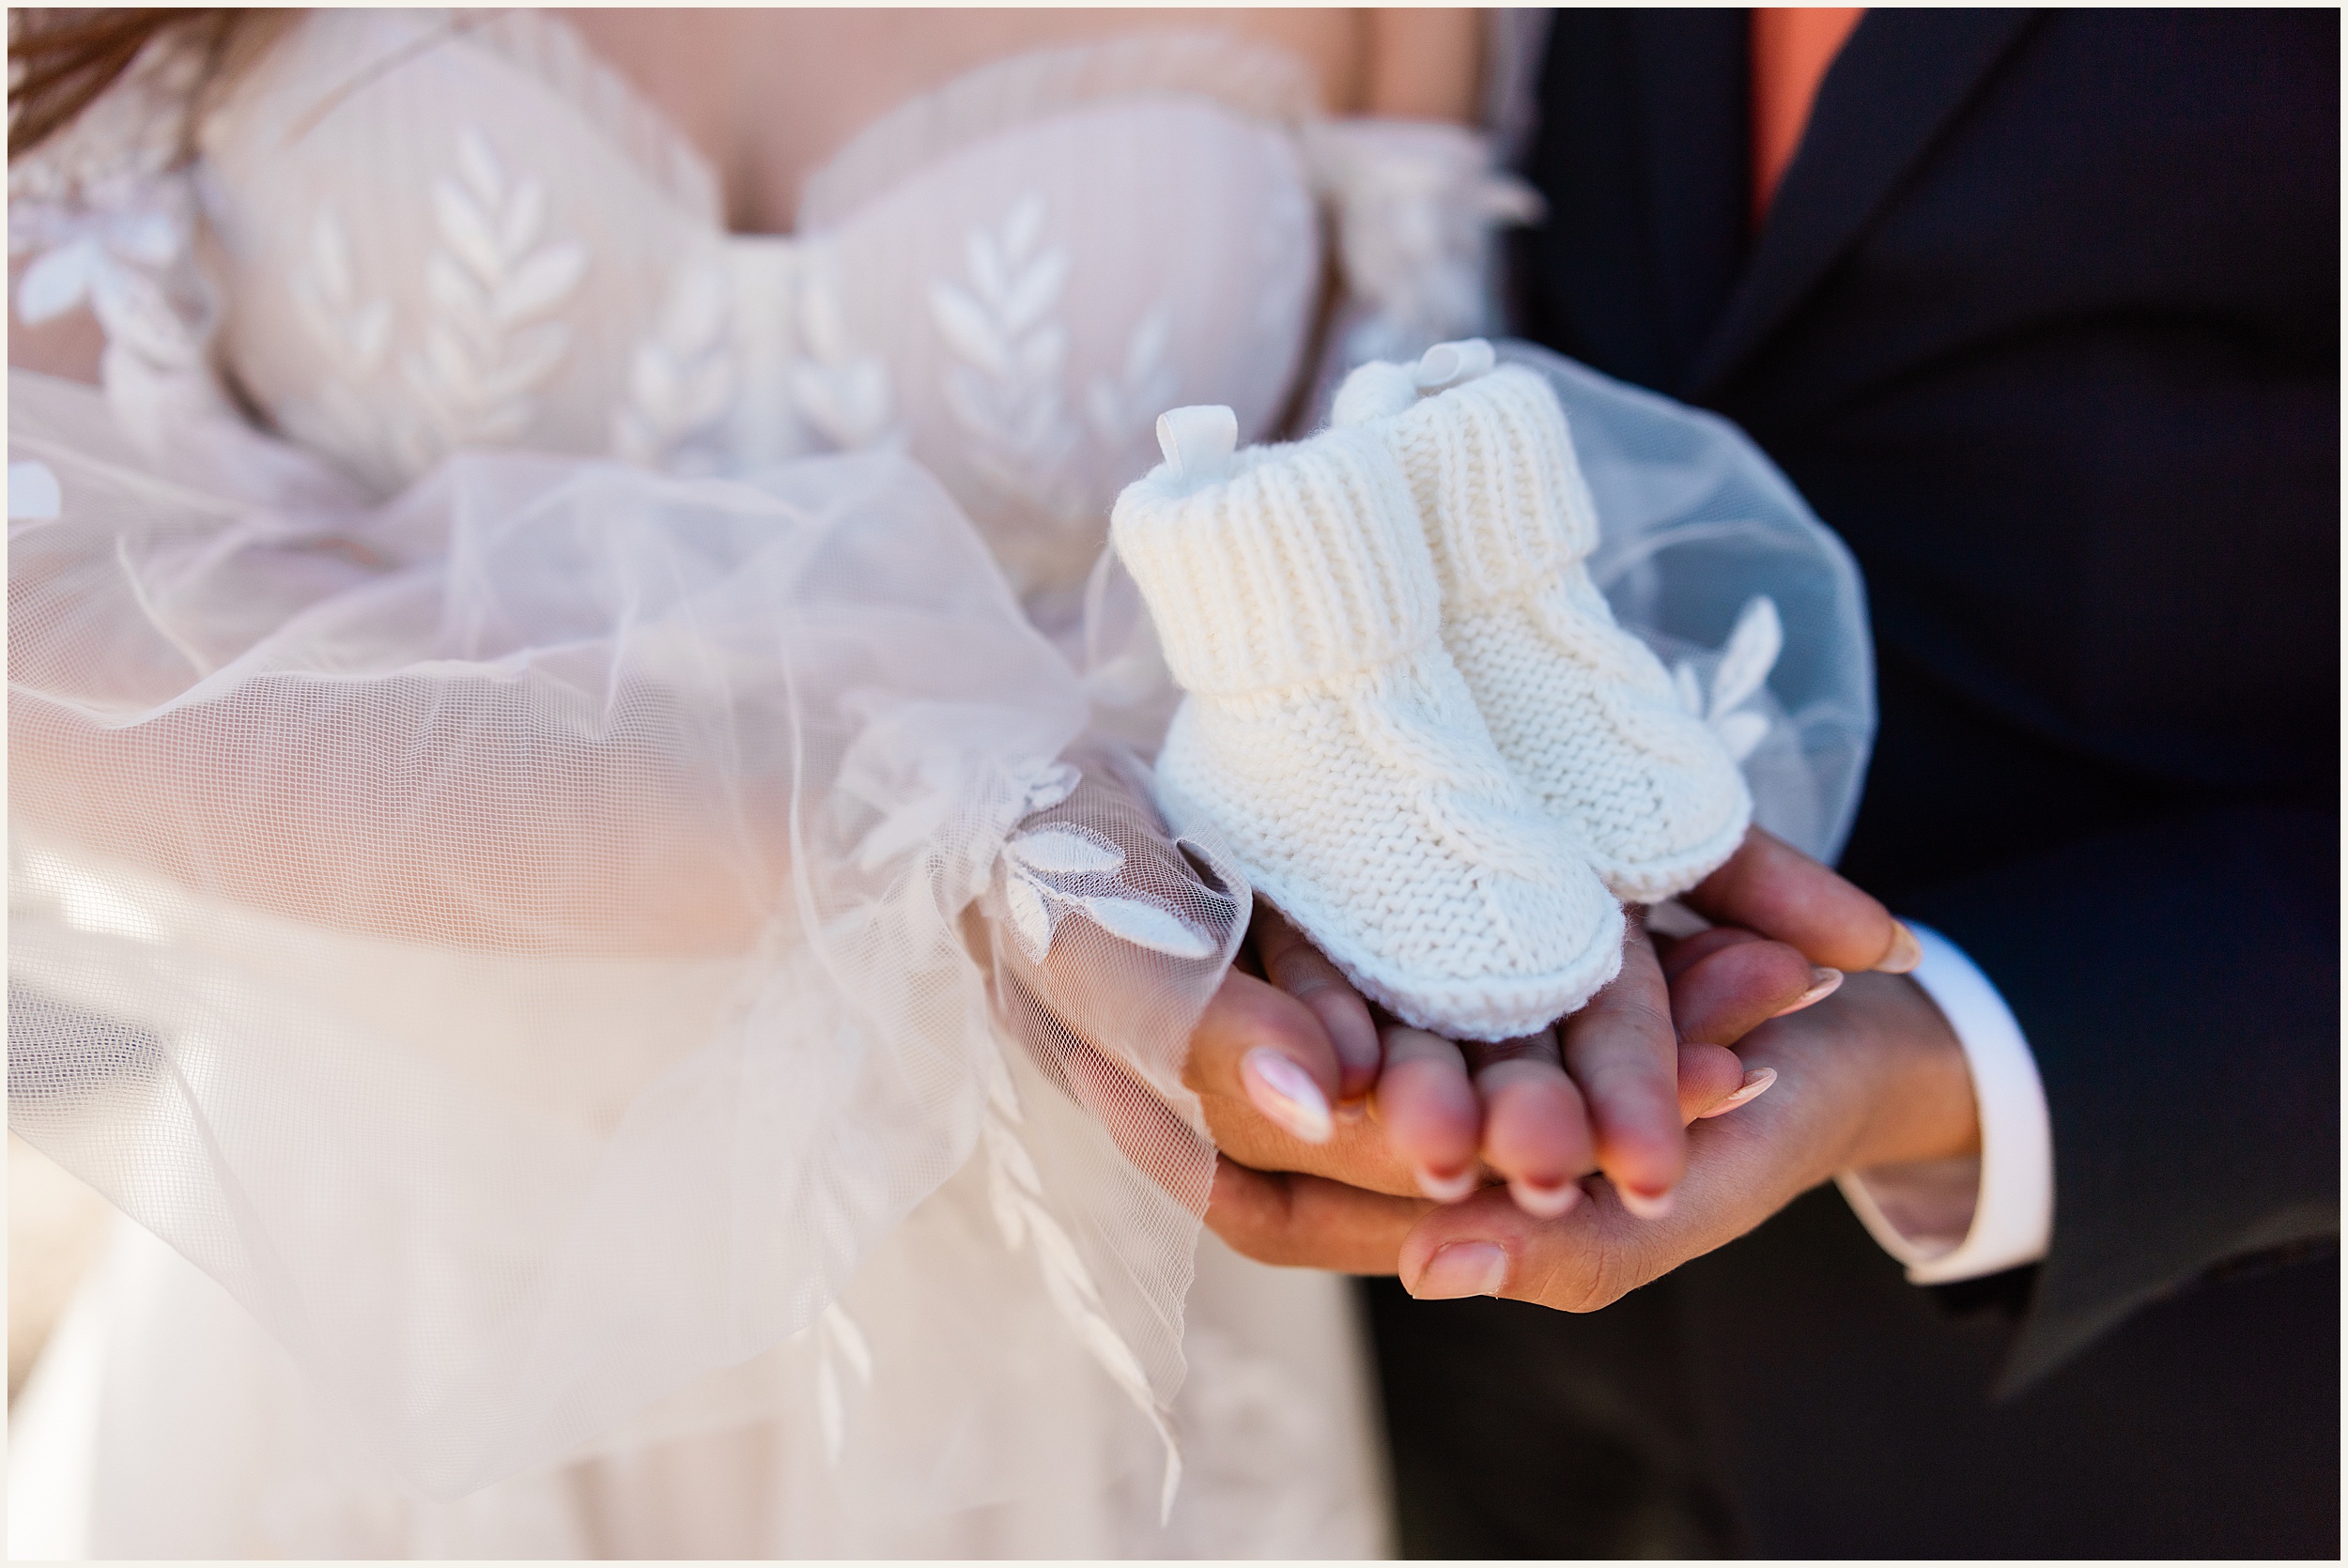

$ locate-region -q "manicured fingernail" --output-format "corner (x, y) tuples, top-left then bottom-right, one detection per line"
(1698, 1066), (1778, 1118)
(1336, 1095), (1369, 1124)
(1876, 920), (1923, 975)
(1617, 1182), (1676, 1220)
(1241, 1048), (1332, 1145)
(1413, 1163), (1479, 1204)
(1774, 967), (1843, 1016)
(1412, 1240), (1508, 1299)
(1508, 1176), (1583, 1219)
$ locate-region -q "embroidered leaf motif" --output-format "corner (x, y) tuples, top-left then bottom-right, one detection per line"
(815, 1358), (844, 1463)
(981, 1114), (1045, 1193)
(308, 209), (353, 301)
(1715, 710), (1769, 763)
(615, 254), (738, 469)
(18, 241), (98, 323)
(932, 193), (1084, 524)
(1088, 307), (1181, 448)
(987, 1153), (1028, 1249)
(456, 128), (505, 206)
(985, 1046), (1024, 1123)
(499, 179), (546, 260)
(8, 461), (63, 522)
(1003, 872), (1055, 963)
(399, 128), (590, 466)
(430, 181), (503, 284)
(822, 1302), (873, 1385)
(967, 229), (1008, 308)
(1001, 192), (1045, 262)
(1022, 762), (1081, 814)
(424, 252), (488, 325)
(999, 248), (1069, 335)
(981, 1039), (1183, 1519)
(928, 282), (1012, 377)
(1673, 660), (1705, 719)
(1708, 596), (1783, 721)
(497, 241), (588, 322)
(1006, 825), (1124, 878)
(1074, 895), (1214, 959)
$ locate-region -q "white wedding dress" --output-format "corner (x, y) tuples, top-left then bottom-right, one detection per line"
(7, 11), (1875, 1559)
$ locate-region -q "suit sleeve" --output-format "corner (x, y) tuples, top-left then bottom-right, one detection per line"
(1897, 804), (2340, 1389)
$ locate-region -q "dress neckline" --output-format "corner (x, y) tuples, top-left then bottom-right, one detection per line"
(409, 9), (1321, 239)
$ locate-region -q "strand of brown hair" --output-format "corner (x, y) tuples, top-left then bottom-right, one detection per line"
(8, 8), (266, 162)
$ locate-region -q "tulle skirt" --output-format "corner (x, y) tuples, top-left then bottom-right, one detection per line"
(6, 342), (1869, 1556)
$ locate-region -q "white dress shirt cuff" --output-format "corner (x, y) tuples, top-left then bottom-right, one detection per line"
(1835, 921), (2054, 1284)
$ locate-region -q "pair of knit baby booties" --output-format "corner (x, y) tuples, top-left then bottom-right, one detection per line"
(1111, 343), (1752, 1042)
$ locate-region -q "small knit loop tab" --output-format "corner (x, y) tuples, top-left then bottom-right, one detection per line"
(1413, 338), (1495, 392)
(1155, 406), (1239, 488)
(1332, 361), (1418, 428)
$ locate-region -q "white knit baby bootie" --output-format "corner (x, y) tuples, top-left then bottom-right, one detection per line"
(1334, 345), (1753, 903)
(1112, 406), (1624, 1041)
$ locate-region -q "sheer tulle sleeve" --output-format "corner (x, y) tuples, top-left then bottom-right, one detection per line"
(1302, 115), (1544, 404)
(8, 371), (1238, 1501)
(1503, 343), (1876, 862)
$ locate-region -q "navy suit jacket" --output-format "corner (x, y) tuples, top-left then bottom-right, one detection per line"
(1367, 10), (2338, 1555)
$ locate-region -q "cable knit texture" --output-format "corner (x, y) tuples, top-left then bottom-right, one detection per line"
(1341, 359), (1752, 901)
(1112, 422), (1624, 1039)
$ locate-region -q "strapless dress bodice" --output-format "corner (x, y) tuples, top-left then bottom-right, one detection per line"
(195, 9), (1324, 600)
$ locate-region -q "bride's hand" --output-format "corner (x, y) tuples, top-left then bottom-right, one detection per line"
(1188, 906), (1799, 1229)
(1195, 826), (1907, 1250)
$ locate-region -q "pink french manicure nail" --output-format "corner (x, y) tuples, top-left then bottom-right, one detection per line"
(1411, 1240), (1508, 1299)
(1774, 966), (1844, 1017)
(1697, 1065), (1779, 1118)
(1876, 920), (1923, 974)
(1413, 1163), (1479, 1204)
(1241, 1048), (1333, 1145)
(1617, 1182), (1676, 1220)
(1508, 1176), (1583, 1220)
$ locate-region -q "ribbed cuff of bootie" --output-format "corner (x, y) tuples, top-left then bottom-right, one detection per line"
(1112, 412), (1441, 698)
(1334, 356), (1601, 612)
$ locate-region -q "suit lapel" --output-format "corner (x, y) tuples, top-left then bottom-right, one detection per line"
(1688, 8), (2044, 395)
(1626, 10), (1751, 392)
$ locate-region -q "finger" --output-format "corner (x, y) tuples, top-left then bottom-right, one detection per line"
(1682, 827), (1920, 974)
(1371, 1025), (1484, 1202)
(1183, 967), (1342, 1145)
(1693, 1060), (1779, 1121)
(1559, 914), (1685, 1217)
(1455, 1027), (1592, 1217)
(1675, 1042), (1750, 1121)
(1654, 923), (1767, 984)
(1252, 904), (1383, 1105)
(1475, 1054), (1595, 1217)
(1205, 1156), (1428, 1272)
(1671, 935), (1837, 1046)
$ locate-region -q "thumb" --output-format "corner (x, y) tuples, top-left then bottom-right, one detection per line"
(1683, 827), (1920, 975)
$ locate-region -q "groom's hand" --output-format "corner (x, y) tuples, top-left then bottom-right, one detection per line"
(1684, 826), (1923, 976)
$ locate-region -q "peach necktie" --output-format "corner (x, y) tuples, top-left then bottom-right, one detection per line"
(1751, 8), (1866, 225)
